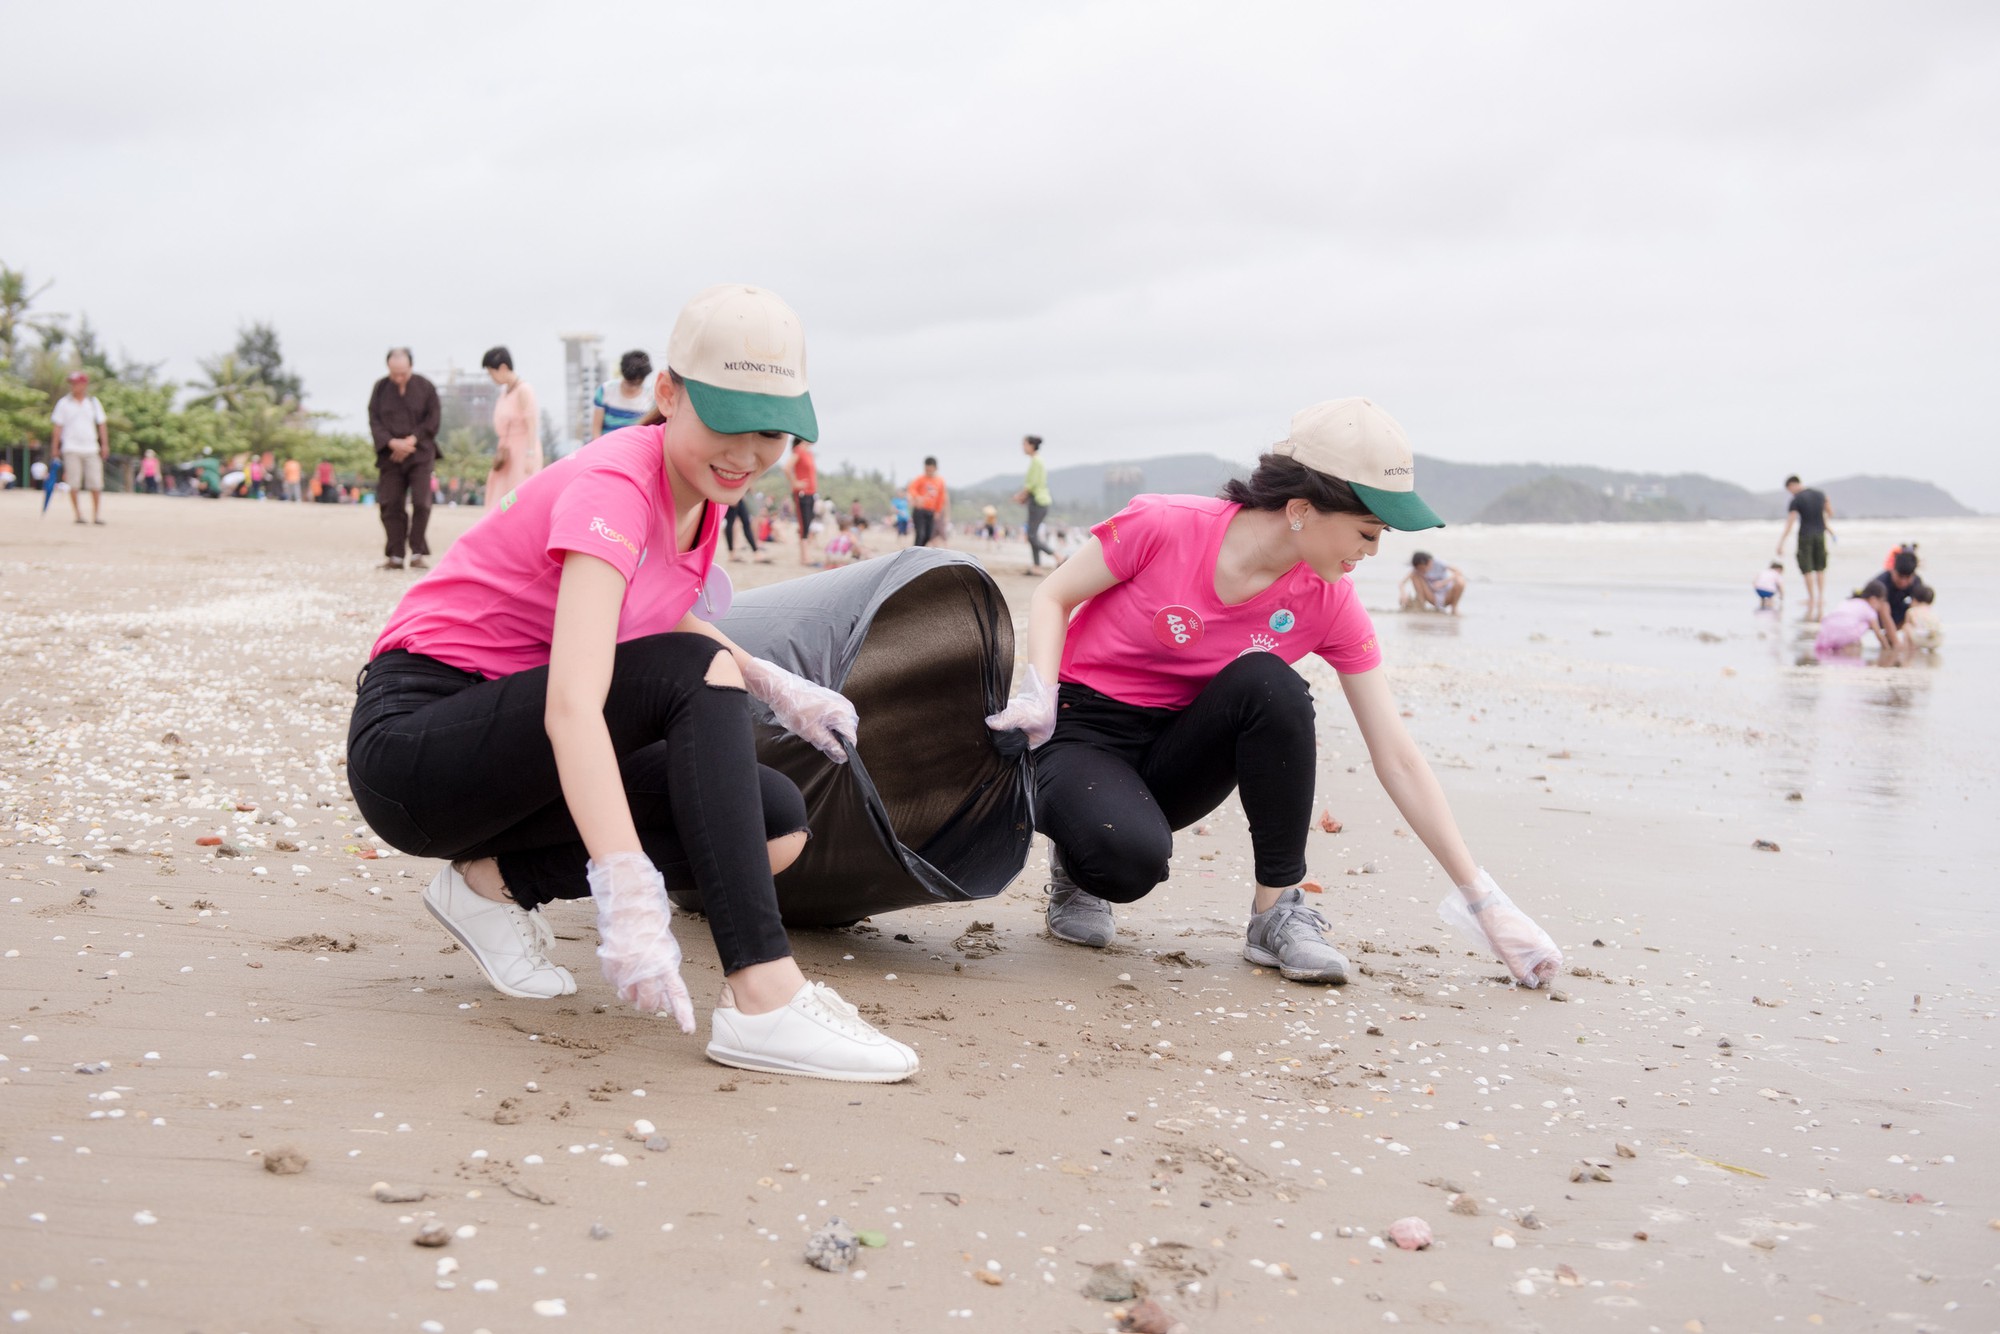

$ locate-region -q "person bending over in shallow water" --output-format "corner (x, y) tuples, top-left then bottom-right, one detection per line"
(985, 398), (1562, 988)
(347, 284), (917, 1083)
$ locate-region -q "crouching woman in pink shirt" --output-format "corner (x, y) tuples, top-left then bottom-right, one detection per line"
(985, 399), (1562, 990)
(347, 285), (916, 1083)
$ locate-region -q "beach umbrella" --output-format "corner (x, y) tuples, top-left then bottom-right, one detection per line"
(40, 455), (60, 514)
(704, 547), (1033, 927)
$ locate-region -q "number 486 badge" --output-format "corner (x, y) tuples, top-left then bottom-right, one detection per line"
(1153, 605), (1204, 649)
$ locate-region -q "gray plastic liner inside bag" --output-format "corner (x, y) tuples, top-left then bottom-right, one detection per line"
(681, 547), (1033, 927)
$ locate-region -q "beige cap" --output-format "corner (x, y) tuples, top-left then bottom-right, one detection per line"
(665, 284), (818, 441)
(1271, 398), (1443, 530)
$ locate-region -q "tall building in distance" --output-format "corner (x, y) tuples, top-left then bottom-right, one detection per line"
(560, 333), (605, 456)
(431, 363), (501, 442)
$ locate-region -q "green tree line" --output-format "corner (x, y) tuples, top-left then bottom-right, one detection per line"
(1, 261), (377, 486)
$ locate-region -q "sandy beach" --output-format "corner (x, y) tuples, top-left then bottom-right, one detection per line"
(2, 492), (1995, 1333)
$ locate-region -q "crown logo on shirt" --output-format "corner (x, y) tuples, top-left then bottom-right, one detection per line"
(1237, 632), (1279, 658)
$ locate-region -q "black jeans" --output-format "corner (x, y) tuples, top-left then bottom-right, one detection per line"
(375, 452), (434, 559)
(346, 634), (804, 973)
(911, 508), (937, 547)
(723, 500), (758, 553)
(1025, 500), (1054, 566)
(1033, 653), (1315, 902)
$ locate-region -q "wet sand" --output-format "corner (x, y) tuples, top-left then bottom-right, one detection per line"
(2, 493), (1994, 1332)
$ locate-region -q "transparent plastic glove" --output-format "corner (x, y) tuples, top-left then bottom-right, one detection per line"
(983, 665), (1057, 749)
(1438, 869), (1563, 988)
(587, 852), (696, 1030)
(740, 657), (857, 763)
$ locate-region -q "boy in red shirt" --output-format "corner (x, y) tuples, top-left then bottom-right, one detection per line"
(906, 456), (948, 547)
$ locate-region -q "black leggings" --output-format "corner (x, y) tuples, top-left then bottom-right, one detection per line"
(1033, 653), (1315, 902)
(911, 508), (936, 547)
(723, 500), (757, 553)
(345, 634), (805, 973)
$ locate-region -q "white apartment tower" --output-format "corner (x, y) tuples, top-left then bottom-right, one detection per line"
(559, 333), (605, 455)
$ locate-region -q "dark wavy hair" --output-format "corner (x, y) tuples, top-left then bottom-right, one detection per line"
(619, 350), (652, 384)
(480, 345), (512, 371)
(1220, 453), (1377, 517)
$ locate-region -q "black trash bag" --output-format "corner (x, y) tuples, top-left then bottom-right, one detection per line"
(689, 548), (1032, 928)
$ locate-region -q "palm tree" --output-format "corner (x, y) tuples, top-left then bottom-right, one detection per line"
(186, 353), (260, 413)
(0, 264), (64, 370)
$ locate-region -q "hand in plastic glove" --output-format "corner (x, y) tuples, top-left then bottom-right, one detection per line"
(1437, 869), (1563, 988)
(588, 852), (696, 1030)
(740, 657), (858, 763)
(983, 665), (1057, 750)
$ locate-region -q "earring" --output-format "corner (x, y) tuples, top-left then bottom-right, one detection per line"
(1290, 519), (1303, 532)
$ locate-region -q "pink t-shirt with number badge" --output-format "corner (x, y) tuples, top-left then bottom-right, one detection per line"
(371, 425), (720, 678)
(1060, 494), (1382, 709)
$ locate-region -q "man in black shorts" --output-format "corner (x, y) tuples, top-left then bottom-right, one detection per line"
(1776, 475), (1834, 621)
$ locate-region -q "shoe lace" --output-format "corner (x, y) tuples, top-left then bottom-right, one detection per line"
(518, 908), (558, 966)
(800, 983), (874, 1039)
(1269, 899), (1332, 941)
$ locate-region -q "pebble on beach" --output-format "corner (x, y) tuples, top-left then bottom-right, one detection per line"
(804, 1217), (860, 1273)
(1387, 1217), (1433, 1251)
(371, 1183), (429, 1203)
(258, 1145), (308, 1175)
(1083, 1262), (1141, 1302)
(413, 1222), (451, 1248)
(1117, 1296), (1187, 1334)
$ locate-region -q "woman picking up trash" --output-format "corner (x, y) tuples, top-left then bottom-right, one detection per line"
(985, 398), (1561, 988)
(347, 284), (917, 1082)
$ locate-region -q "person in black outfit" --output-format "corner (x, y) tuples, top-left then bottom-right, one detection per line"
(722, 498), (762, 561)
(1776, 475), (1834, 620)
(1862, 549), (1925, 632)
(368, 347), (442, 570)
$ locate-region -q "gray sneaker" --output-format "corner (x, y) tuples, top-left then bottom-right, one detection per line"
(1244, 888), (1349, 984)
(1045, 847), (1115, 948)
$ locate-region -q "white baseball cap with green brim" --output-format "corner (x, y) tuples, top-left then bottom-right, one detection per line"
(666, 283), (819, 442)
(1271, 397), (1444, 531)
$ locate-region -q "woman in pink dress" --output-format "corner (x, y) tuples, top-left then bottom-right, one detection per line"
(481, 345), (542, 504)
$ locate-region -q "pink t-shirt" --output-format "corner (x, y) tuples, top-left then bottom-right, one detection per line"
(371, 425), (720, 678)
(1060, 494), (1382, 709)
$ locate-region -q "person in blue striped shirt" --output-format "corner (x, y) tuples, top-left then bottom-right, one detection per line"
(590, 350), (657, 440)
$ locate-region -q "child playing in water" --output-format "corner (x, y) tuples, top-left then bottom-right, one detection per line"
(1754, 561), (1785, 610)
(1399, 551), (1466, 613)
(1904, 585), (1942, 652)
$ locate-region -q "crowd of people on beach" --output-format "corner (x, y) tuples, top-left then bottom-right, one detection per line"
(28, 284), (1954, 1091)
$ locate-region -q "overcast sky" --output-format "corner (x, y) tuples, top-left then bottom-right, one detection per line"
(7, 2), (1997, 505)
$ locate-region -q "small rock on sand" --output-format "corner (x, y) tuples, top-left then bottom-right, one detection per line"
(260, 1145), (308, 1175)
(804, 1217), (859, 1273)
(1118, 1296), (1186, 1334)
(1083, 1262), (1141, 1302)
(371, 1182), (428, 1203)
(1387, 1217), (1433, 1250)
(413, 1221), (451, 1247)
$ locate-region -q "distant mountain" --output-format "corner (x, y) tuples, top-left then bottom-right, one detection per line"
(964, 453), (1977, 524)
(1755, 475), (1976, 521)
(964, 453), (1247, 510)
(1474, 476), (1690, 524)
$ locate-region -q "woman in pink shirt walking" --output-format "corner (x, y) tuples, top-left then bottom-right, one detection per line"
(481, 346), (543, 505)
(348, 287), (917, 1083)
(985, 399), (1562, 990)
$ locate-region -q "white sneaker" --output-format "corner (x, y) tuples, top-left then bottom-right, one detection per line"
(707, 982), (918, 1084)
(422, 864), (577, 999)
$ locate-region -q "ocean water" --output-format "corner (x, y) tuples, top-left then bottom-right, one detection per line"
(1345, 516), (1998, 940)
